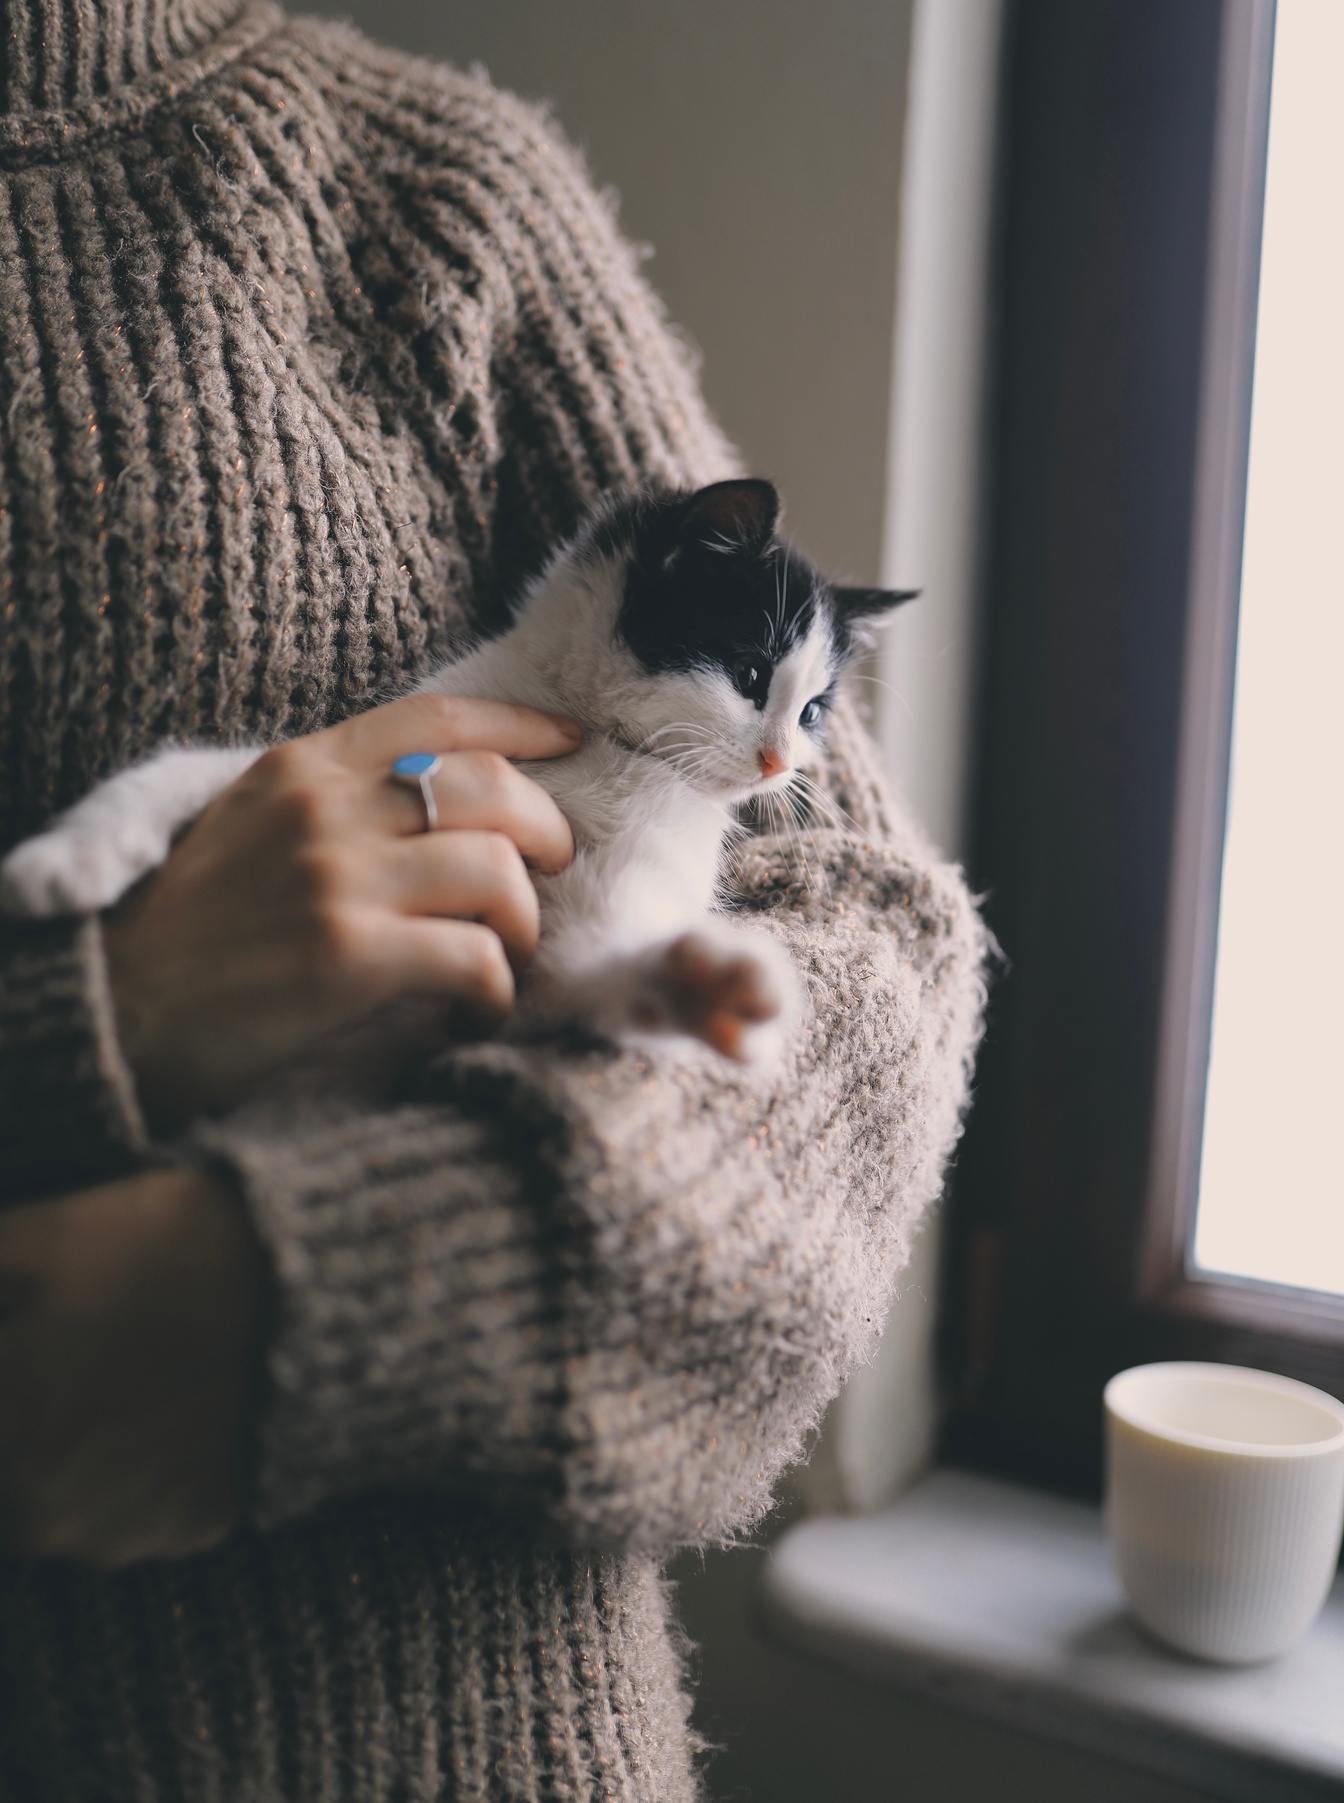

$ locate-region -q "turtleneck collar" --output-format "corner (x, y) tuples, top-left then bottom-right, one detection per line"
(0, 0), (247, 113)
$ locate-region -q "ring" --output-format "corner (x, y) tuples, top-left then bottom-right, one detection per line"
(391, 752), (443, 832)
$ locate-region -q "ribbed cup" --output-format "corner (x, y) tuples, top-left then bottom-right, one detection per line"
(1104, 1362), (1344, 1663)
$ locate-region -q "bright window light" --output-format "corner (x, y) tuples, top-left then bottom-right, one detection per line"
(1193, 0), (1344, 1295)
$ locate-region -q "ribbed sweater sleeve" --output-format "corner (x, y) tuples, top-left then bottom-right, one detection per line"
(202, 696), (985, 1545)
(194, 1101), (571, 1528)
(0, 915), (148, 1201)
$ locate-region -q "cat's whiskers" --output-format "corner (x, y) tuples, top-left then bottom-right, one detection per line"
(632, 720), (759, 795)
(788, 806), (823, 895)
(756, 779), (826, 896)
(794, 775), (841, 893)
(657, 742), (731, 791)
(791, 768), (860, 839)
(640, 719), (714, 749)
(703, 531), (740, 557)
(846, 671), (902, 696)
(623, 720), (725, 785)
(789, 791), (824, 891)
(636, 721), (719, 767)
(668, 756), (720, 788)
(846, 668), (919, 729)
(789, 768), (841, 823)
(644, 727), (715, 762)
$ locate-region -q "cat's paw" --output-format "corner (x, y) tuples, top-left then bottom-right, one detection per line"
(634, 928), (799, 1063)
(0, 831), (152, 917)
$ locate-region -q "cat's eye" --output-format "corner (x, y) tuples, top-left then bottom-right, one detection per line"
(799, 699), (823, 728)
(734, 660), (768, 702)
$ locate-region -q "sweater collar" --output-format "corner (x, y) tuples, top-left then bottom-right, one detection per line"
(0, 0), (247, 113)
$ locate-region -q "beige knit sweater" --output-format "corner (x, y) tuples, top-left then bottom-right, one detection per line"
(0, 4), (987, 1797)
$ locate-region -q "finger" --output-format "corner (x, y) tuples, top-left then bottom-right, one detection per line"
(325, 692), (582, 771)
(379, 749), (574, 870)
(381, 831), (542, 968)
(351, 913), (518, 1022)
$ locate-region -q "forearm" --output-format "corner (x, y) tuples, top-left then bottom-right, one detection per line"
(0, 1164), (262, 1567)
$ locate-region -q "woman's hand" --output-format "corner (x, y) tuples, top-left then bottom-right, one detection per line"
(0, 1165), (263, 1569)
(103, 694), (579, 1127)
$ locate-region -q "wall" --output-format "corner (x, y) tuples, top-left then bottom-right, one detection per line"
(310, 0), (916, 586)
(838, 0), (1005, 1512)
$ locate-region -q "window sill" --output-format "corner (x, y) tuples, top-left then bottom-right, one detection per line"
(761, 1468), (1344, 1803)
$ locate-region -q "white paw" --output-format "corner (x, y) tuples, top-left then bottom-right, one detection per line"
(633, 927), (800, 1063)
(0, 829), (158, 916)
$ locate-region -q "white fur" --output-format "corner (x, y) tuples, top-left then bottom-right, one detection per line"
(0, 746), (262, 916)
(0, 532), (838, 1061)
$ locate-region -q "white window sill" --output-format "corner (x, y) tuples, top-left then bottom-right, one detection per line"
(762, 1468), (1344, 1803)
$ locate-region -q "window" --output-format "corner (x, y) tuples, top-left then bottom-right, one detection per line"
(1191, 0), (1344, 1298)
(941, 0), (1344, 1496)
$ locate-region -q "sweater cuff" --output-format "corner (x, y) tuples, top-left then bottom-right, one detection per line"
(0, 914), (149, 1202)
(193, 1099), (572, 1532)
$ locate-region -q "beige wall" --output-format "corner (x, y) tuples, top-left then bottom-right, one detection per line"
(305, 0), (915, 585)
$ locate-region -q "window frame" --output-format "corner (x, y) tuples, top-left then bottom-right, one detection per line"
(1138, 0), (1344, 1358)
(940, 0), (1343, 1498)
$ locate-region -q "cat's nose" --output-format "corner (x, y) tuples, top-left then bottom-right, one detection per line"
(757, 748), (789, 780)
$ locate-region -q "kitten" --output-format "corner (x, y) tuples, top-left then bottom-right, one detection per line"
(0, 480), (910, 1061)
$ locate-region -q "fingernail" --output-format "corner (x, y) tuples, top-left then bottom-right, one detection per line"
(551, 715), (583, 743)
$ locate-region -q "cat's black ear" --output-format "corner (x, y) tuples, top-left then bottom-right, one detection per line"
(683, 479), (780, 555)
(832, 586), (919, 625)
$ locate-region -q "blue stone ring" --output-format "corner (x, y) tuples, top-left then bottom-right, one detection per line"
(391, 752), (443, 832)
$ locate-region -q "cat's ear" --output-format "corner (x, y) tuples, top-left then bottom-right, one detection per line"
(832, 586), (919, 626)
(683, 479), (780, 555)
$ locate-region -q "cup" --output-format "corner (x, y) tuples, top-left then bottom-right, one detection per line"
(1104, 1361), (1344, 1663)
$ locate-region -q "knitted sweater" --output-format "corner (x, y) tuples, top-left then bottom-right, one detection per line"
(0, 5), (987, 1798)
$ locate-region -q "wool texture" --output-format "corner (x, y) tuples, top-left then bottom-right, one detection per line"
(0, 4), (988, 1797)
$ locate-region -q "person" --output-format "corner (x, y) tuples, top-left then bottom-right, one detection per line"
(0, 2), (987, 1796)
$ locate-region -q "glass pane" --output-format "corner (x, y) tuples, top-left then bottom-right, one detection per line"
(1192, 0), (1344, 1295)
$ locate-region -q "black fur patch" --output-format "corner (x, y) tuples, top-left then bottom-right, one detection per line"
(583, 481), (912, 709)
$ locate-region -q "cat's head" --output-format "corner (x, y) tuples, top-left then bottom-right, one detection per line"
(571, 479), (913, 801)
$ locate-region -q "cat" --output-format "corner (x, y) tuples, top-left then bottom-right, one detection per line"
(0, 479), (911, 1062)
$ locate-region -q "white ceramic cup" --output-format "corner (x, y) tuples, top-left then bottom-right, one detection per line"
(1104, 1361), (1344, 1663)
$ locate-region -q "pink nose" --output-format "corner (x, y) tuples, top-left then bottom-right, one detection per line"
(758, 748), (789, 780)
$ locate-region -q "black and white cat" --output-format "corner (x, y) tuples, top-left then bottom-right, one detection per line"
(0, 480), (909, 1061)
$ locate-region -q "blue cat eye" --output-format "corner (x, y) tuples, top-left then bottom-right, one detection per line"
(799, 699), (823, 728)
